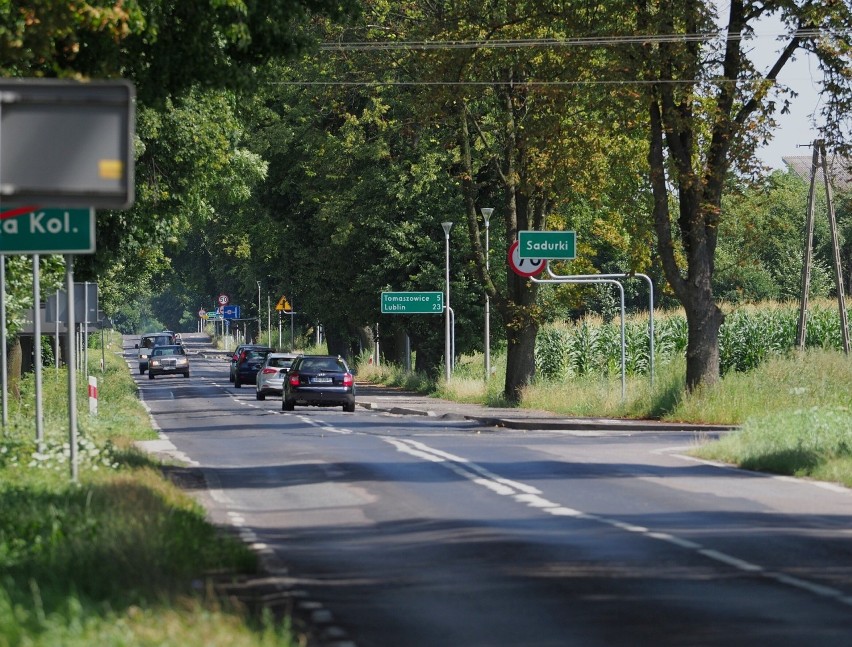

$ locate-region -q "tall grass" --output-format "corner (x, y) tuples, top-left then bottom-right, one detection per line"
(0, 332), (296, 646)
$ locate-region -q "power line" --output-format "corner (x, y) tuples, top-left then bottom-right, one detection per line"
(269, 78), (776, 87)
(318, 29), (825, 51)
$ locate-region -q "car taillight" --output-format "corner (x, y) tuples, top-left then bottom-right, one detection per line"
(239, 351), (247, 361)
(343, 373), (353, 387)
(289, 373), (300, 386)
(261, 368), (277, 375)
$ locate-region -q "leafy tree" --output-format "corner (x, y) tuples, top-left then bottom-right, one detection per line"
(1, 0), (360, 370)
(715, 169), (837, 303)
(364, 1), (648, 400)
(635, 0), (852, 389)
(240, 52), (475, 367)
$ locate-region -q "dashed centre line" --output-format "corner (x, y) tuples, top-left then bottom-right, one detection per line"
(384, 436), (852, 609)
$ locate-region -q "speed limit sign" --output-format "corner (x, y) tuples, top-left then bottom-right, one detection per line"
(507, 240), (545, 277)
(217, 293), (229, 306)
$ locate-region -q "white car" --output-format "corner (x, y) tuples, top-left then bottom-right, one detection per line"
(255, 353), (298, 400)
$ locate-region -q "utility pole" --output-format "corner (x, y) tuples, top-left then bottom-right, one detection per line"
(796, 139), (849, 354)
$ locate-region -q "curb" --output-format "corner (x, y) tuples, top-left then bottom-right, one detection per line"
(359, 401), (738, 433)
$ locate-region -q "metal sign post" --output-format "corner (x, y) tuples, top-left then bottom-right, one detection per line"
(65, 255), (78, 482)
(531, 272), (627, 401)
(0, 254), (6, 429)
(33, 254), (43, 445)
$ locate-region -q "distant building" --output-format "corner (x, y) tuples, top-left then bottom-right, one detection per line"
(782, 153), (852, 191)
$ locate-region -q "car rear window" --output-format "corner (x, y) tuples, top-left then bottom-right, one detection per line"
(269, 357), (294, 368)
(300, 358), (346, 372)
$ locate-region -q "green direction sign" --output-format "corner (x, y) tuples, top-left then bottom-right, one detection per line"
(0, 206), (95, 254)
(381, 291), (444, 314)
(518, 230), (576, 259)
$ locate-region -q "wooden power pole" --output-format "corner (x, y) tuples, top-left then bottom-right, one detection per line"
(796, 139), (850, 354)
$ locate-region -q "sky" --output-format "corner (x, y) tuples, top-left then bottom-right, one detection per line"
(750, 32), (825, 170)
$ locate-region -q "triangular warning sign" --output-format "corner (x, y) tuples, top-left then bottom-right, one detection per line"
(275, 296), (292, 312)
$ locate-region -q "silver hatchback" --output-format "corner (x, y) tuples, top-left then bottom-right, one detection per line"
(255, 353), (298, 400)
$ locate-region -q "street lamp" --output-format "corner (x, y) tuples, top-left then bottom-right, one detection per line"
(480, 207), (494, 381)
(256, 280), (262, 344)
(441, 221), (453, 382)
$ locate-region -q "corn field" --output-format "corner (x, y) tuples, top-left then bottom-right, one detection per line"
(534, 302), (849, 381)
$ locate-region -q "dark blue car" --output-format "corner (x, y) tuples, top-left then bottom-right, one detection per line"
(233, 347), (272, 388)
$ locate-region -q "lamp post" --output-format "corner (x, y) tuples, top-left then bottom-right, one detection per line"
(480, 208), (493, 381)
(256, 280), (262, 344)
(441, 221), (453, 382)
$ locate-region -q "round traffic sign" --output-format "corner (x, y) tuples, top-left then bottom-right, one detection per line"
(198, 308), (205, 317)
(217, 293), (229, 306)
(507, 240), (546, 277)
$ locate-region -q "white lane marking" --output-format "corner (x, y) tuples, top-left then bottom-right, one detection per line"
(281, 413), (353, 435)
(547, 506), (592, 519)
(398, 438), (541, 495)
(764, 572), (849, 603)
(383, 436), (852, 608)
(698, 549), (762, 572)
(646, 531), (701, 550)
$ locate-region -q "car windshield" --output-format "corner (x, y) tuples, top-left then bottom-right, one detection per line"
(300, 357), (346, 372)
(142, 335), (173, 348)
(152, 347), (183, 357)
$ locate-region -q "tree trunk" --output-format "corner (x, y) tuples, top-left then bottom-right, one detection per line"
(6, 338), (22, 399)
(504, 320), (538, 404)
(683, 295), (724, 390)
(413, 341), (441, 377)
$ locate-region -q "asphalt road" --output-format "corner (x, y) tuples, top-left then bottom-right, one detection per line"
(126, 334), (852, 647)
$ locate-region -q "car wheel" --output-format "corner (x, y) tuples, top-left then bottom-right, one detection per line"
(282, 399), (294, 411)
(183, 372), (190, 378)
(139, 366), (145, 374)
(229, 373), (234, 383)
(256, 391), (265, 401)
(344, 402), (355, 413)
(234, 377), (241, 388)
(148, 373), (155, 380)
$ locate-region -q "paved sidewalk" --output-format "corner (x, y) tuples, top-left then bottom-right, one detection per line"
(355, 382), (737, 433)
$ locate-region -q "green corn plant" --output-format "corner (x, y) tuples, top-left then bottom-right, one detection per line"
(535, 325), (570, 381)
(625, 320), (651, 375)
(567, 320), (597, 376)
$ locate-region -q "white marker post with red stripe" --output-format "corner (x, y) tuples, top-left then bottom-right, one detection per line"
(88, 376), (98, 416)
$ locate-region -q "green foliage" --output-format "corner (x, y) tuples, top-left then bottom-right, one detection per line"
(715, 170), (840, 303)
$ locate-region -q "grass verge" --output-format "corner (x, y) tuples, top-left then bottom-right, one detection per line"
(0, 333), (297, 647)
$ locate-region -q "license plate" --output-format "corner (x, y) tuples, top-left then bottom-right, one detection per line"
(311, 377), (333, 384)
